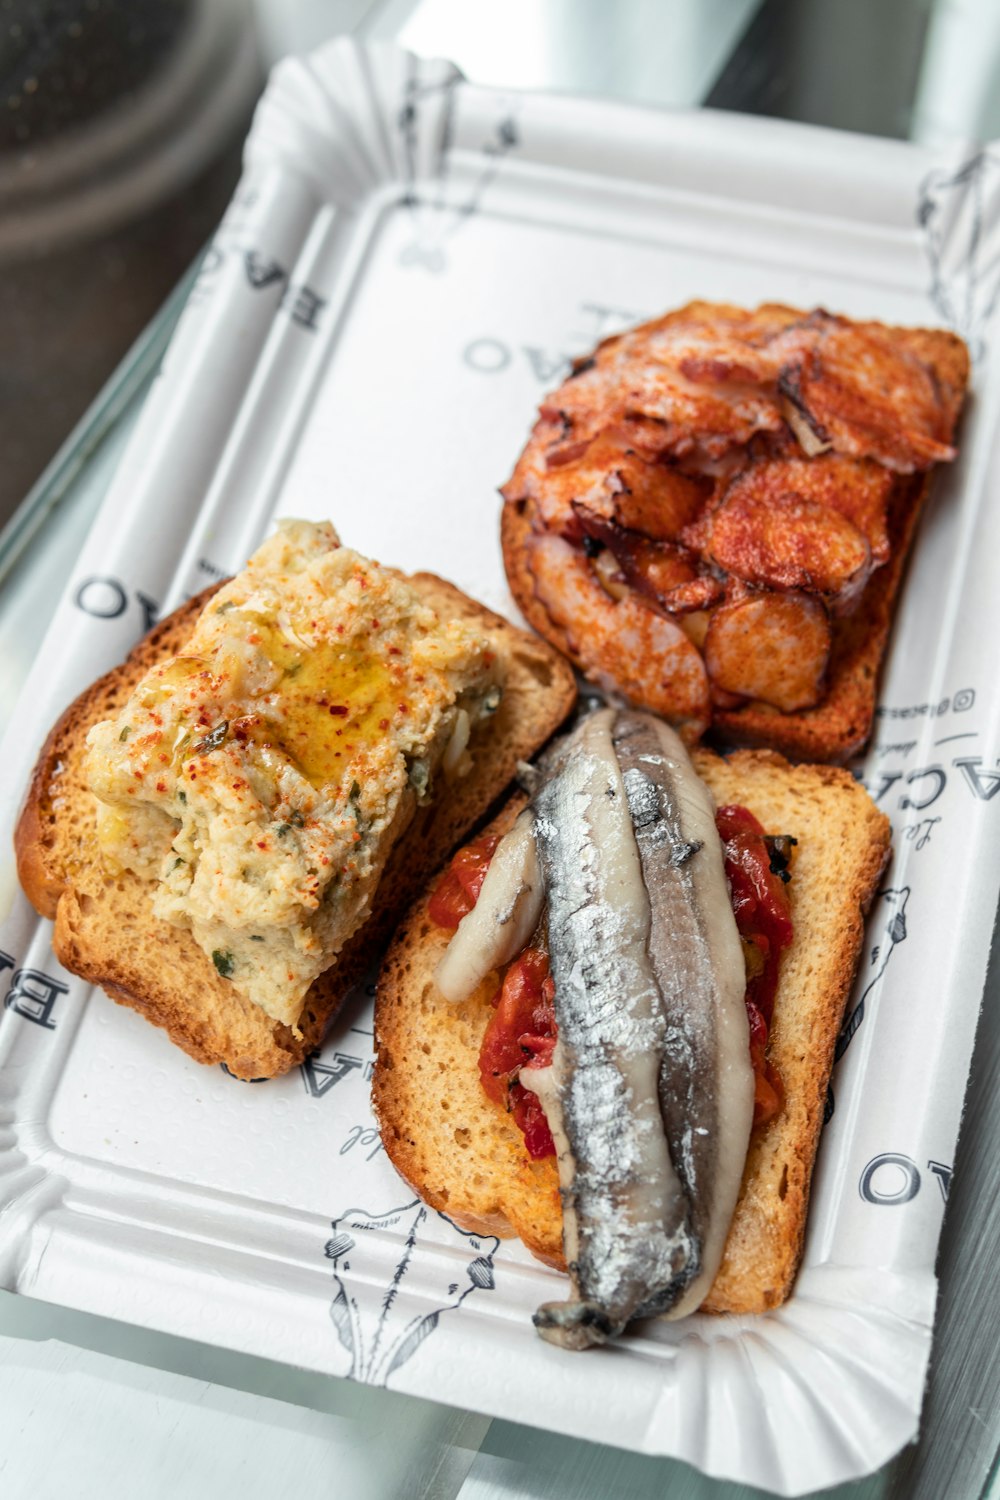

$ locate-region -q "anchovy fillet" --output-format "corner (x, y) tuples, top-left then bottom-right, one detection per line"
(611, 710), (752, 1319)
(531, 709), (694, 1348)
(529, 707), (752, 1346)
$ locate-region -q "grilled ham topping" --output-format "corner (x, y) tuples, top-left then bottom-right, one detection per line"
(502, 301), (966, 732)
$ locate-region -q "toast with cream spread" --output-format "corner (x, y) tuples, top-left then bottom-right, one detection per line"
(374, 721), (890, 1327)
(16, 521), (576, 1079)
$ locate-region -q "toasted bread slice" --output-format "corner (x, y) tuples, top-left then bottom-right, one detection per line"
(501, 313), (969, 763)
(16, 577), (576, 1079)
(374, 746), (891, 1315)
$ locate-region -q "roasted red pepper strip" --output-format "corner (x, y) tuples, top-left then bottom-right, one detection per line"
(478, 948), (557, 1160)
(427, 833), (501, 929)
(716, 804), (793, 1126)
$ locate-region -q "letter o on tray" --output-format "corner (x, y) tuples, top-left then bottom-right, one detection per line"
(859, 1152), (921, 1205)
(75, 576), (128, 619)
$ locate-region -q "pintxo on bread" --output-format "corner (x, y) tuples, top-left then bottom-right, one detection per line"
(374, 714), (892, 1337)
(501, 301), (969, 761)
(15, 521), (576, 1078)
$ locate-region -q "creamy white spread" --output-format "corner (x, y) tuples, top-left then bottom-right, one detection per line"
(85, 519), (503, 1026)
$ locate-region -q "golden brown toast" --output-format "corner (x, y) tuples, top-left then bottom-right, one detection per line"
(374, 746), (891, 1314)
(16, 577), (576, 1079)
(501, 305), (970, 763)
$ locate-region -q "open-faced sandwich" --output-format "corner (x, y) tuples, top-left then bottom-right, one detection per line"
(16, 520), (576, 1078)
(501, 301), (969, 760)
(374, 706), (891, 1342)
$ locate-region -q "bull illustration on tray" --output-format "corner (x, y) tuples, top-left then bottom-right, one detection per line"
(324, 1200), (498, 1385)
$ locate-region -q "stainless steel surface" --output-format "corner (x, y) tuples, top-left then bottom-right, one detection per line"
(884, 923), (1000, 1500)
(0, 0), (260, 532)
(705, 0), (934, 137)
(366, 0), (762, 109)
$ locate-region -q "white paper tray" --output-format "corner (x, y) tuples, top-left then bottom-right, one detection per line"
(2, 40), (1000, 1497)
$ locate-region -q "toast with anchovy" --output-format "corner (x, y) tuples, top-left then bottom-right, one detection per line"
(374, 744), (890, 1317)
(17, 570), (576, 1080)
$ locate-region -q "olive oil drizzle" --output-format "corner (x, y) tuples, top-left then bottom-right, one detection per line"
(205, 617), (401, 788)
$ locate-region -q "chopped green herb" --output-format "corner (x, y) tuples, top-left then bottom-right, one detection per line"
(250, 935), (264, 943)
(215, 600), (236, 615)
(344, 780), (364, 827)
(177, 789), (187, 804)
(212, 949), (235, 979)
(118, 726), (131, 742)
(408, 757), (430, 797)
(277, 809), (305, 839)
(193, 720), (229, 755)
(170, 857), (185, 872)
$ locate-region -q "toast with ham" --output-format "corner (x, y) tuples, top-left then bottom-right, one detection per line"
(501, 302), (969, 761)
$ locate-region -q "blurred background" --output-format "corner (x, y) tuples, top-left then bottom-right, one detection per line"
(3, 0), (998, 537)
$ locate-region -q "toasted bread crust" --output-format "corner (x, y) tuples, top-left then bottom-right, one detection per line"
(374, 748), (891, 1314)
(501, 312), (969, 763)
(16, 576), (576, 1078)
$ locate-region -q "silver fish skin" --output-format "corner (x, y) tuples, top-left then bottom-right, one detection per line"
(610, 710), (752, 1320)
(530, 708), (694, 1350)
